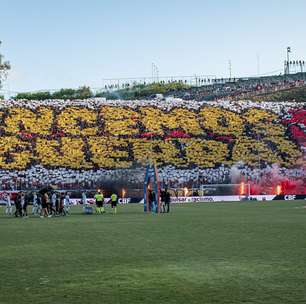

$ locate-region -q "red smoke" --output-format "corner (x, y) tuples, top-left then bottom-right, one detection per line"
(246, 177), (305, 195)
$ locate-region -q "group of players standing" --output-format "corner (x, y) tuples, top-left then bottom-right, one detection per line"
(94, 189), (118, 215)
(148, 188), (171, 213)
(3, 189), (118, 217)
(161, 188), (171, 213)
(3, 188), (169, 217)
(3, 191), (72, 218)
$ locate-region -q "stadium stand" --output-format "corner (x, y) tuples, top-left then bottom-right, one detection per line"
(0, 96), (305, 194)
(97, 73), (306, 101)
(164, 76), (306, 101)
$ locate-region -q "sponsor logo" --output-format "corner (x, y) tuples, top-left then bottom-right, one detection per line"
(284, 195), (296, 201)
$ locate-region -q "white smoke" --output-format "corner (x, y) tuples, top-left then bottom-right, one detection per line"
(230, 161), (244, 183)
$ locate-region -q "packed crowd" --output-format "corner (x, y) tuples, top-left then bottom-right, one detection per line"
(0, 97), (305, 193)
(164, 77), (305, 101)
(101, 73), (306, 102)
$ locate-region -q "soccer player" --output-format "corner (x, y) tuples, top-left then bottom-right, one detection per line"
(64, 193), (71, 215)
(21, 192), (28, 217)
(5, 192), (12, 216)
(94, 190), (104, 214)
(36, 192), (42, 215)
(110, 192), (118, 215)
(32, 192), (39, 215)
(41, 192), (49, 218)
(148, 189), (155, 212)
(14, 192), (22, 217)
(164, 188), (171, 213)
(24, 192), (32, 218)
(160, 189), (166, 213)
(55, 193), (60, 214)
(59, 192), (65, 216)
(51, 192), (57, 215)
(82, 191), (87, 211)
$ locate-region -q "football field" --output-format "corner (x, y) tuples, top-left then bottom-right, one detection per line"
(0, 201), (306, 304)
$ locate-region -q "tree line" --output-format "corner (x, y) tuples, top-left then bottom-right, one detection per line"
(13, 82), (189, 100)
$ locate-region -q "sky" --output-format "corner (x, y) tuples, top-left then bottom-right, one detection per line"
(1, 0), (306, 93)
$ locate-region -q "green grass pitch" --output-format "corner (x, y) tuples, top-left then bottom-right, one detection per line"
(0, 201), (306, 304)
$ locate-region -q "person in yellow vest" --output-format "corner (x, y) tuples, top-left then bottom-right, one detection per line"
(110, 193), (118, 215)
(94, 190), (105, 214)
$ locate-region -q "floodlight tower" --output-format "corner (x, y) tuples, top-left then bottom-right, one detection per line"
(0, 41), (11, 90)
(285, 46), (291, 75)
(228, 60), (232, 80)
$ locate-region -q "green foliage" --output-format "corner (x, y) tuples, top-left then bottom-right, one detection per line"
(15, 91), (52, 100)
(0, 95), (4, 100)
(76, 86), (93, 99)
(15, 86), (93, 100)
(52, 88), (76, 99)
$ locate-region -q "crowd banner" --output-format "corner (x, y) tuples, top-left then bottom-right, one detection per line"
(69, 198), (131, 205)
(272, 195), (306, 201)
(169, 195), (306, 203)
